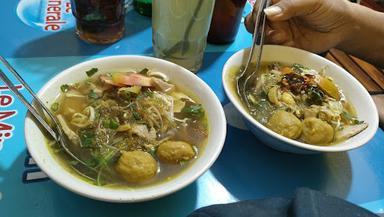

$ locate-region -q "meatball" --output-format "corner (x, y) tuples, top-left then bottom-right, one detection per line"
(281, 92), (296, 105)
(157, 141), (196, 164)
(267, 110), (302, 139)
(267, 86), (280, 105)
(115, 150), (157, 183)
(301, 117), (334, 144)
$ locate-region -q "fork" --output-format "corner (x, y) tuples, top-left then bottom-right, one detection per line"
(236, 0), (270, 108)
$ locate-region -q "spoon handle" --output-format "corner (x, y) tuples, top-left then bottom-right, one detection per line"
(244, 0), (270, 75)
(0, 56), (58, 124)
(0, 65), (58, 140)
(237, 0), (270, 108)
(0, 56), (98, 170)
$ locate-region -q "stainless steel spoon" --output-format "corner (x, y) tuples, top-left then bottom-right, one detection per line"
(237, 0), (270, 108)
(0, 56), (93, 171)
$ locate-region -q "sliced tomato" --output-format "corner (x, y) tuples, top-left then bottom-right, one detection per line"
(112, 73), (153, 87)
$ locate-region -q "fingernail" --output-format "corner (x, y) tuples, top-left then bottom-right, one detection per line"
(264, 6), (282, 17)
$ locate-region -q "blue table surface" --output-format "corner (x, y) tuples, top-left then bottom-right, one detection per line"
(1, 1), (384, 216)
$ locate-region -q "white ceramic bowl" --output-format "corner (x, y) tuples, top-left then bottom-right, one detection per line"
(222, 45), (378, 154)
(24, 55), (226, 202)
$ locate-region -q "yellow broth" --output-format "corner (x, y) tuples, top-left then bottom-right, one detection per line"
(47, 137), (208, 189)
(230, 62), (366, 146)
(47, 69), (209, 188)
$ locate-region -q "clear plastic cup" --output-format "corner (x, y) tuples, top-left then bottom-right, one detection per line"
(152, 0), (215, 72)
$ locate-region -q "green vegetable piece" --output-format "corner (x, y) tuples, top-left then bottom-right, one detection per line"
(148, 146), (157, 158)
(102, 119), (109, 128)
(128, 103), (142, 120)
(143, 90), (153, 97)
(87, 151), (102, 168)
(109, 119), (119, 129)
(88, 90), (100, 99)
(292, 63), (308, 72)
(51, 102), (59, 112)
(102, 118), (119, 129)
(96, 169), (105, 186)
(60, 84), (70, 93)
(341, 111), (363, 125)
(118, 86), (142, 100)
(138, 68), (149, 75)
(86, 68), (98, 77)
(306, 87), (324, 105)
(79, 131), (96, 148)
(132, 111), (142, 120)
(182, 104), (205, 119)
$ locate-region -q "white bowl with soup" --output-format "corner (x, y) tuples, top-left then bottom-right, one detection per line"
(222, 45), (378, 154)
(24, 55), (226, 202)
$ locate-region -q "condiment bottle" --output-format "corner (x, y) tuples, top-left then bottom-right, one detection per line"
(207, 0), (247, 44)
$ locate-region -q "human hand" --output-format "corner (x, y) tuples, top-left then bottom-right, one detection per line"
(245, 0), (354, 53)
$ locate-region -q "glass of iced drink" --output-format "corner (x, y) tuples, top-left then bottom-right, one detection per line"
(70, 0), (125, 44)
(152, 0), (215, 72)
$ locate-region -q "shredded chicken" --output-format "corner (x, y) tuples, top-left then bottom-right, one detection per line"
(57, 114), (80, 145)
(131, 124), (157, 141)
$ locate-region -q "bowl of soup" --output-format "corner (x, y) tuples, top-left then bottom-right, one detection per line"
(24, 55), (226, 202)
(222, 45), (378, 154)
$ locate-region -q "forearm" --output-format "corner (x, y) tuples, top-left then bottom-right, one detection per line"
(337, 3), (384, 68)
